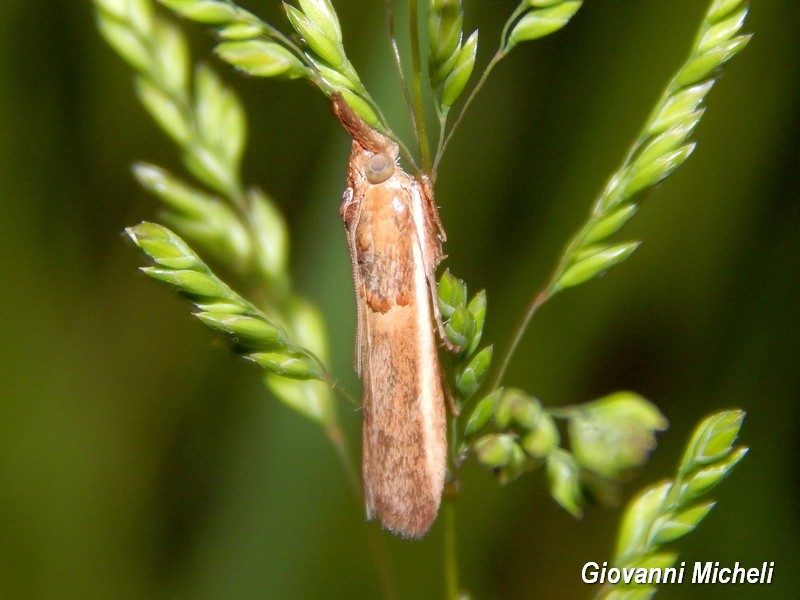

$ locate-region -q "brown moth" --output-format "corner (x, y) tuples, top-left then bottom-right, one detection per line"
(332, 95), (452, 538)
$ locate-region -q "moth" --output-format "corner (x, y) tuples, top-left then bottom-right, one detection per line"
(332, 95), (453, 538)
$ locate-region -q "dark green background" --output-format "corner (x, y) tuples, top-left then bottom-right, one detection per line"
(1, 1), (797, 598)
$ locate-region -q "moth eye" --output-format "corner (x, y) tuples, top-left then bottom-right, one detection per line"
(366, 152), (394, 184)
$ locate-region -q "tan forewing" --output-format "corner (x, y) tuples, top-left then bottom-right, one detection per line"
(336, 97), (449, 537)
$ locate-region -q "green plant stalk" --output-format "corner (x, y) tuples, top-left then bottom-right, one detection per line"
(490, 210), (599, 388)
(500, 2), (529, 48)
(443, 498), (461, 600)
(491, 0), (750, 387)
(366, 525), (400, 600)
(491, 289), (544, 389)
(385, 0), (417, 143)
(592, 410), (747, 599)
(409, 0), (432, 171)
(97, 0), (365, 518)
(433, 0), (531, 171)
(324, 413), (359, 491)
(382, 0), (421, 172)
(433, 50), (501, 172)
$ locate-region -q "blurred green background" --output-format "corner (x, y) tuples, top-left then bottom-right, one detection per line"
(1, 1), (798, 598)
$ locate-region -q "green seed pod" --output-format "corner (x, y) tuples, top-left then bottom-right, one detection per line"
(441, 30), (478, 108)
(456, 345), (493, 399)
(136, 78), (191, 145)
(509, 392), (542, 430)
(465, 290), (487, 356)
(428, 0), (463, 74)
(463, 387), (503, 437)
(313, 61), (360, 92)
(569, 391), (667, 479)
(679, 446), (747, 503)
(498, 442), (529, 485)
(556, 242), (640, 291)
(546, 449), (583, 517)
(680, 409), (745, 471)
(474, 433), (518, 468)
(624, 145), (695, 198)
(708, 0), (746, 22)
(298, 0), (342, 43)
(166, 0), (239, 24)
(284, 3), (344, 69)
(134, 164), (202, 218)
(648, 82), (713, 135)
(494, 388), (521, 429)
(134, 164), (253, 268)
(215, 39), (309, 79)
(126, 221), (204, 270)
(581, 205), (638, 246)
(506, 1), (584, 52)
(335, 90), (379, 128)
(196, 312), (286, 346)
(249, 188), (290, 286)
(193, 299), (249, 315)
(675, 37), (750, 87)
(615, 482), (671, 560)
(650, 501), (715, 546)
(283, 296), (330, 364)
(219, 22), (267, 41)
(144, 267), (224, 297)
(183, 142), (235, 196)
(522, 414), (559, 458)
(192, 64), (246, 168)
(635, 115), (702, 173)
(444, 305), (475, 350)
(96, 2), (152, 71)
(250, 350), (320, 380)
(438, 269), (468, 319)
(265, 376), (333, 425)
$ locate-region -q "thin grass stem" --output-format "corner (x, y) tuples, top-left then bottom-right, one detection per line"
(408, 0), (432, 171)
(433, 50), (502, 171)
(443, 498), (461, 600)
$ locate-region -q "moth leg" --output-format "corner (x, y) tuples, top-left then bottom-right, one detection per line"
(442, 371), (459, 416)
(341, 187), (368, 376)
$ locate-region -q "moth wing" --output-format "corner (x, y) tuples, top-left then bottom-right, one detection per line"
(341, 185), (369, 376)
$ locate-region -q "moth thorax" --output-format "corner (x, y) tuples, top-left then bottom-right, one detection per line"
(366, 152), (395, 184)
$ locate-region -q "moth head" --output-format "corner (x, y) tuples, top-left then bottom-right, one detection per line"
(366, 152), (395, 184)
